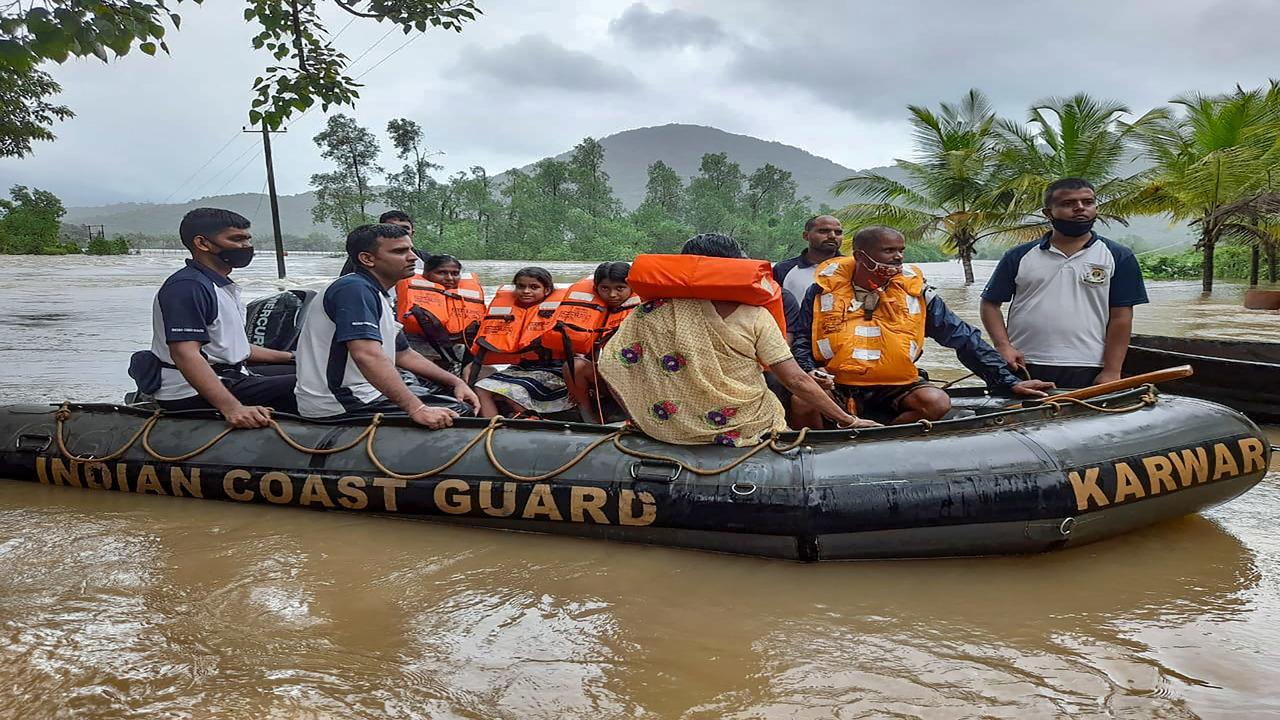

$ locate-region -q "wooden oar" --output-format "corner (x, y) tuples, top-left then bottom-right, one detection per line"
(1010, 364), (1194, 408)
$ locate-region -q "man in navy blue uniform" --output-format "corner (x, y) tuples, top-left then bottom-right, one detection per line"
(145, 208), (297, 427)
(773, 215), (844, 302)
(294, 223), (479, 427)
(980, 179), (1149, 388)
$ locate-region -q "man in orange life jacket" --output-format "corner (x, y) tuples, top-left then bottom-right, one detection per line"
(792, 226), (1055, 424)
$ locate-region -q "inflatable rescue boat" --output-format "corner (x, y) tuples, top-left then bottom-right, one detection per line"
(0, 383), (1268, 561)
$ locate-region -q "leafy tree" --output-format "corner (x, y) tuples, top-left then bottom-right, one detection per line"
(566, 137), (620, 219)
(743, 163), (799, 221)
(685, 152), (744, 233)
(1132, 84), (1280, 292)
(0, 65), (73, 158)
(310, 113), (380, 230)
(0, 0), (481, 153)
(0, 184), (69, 254)
(310, 170), (368, 233)
(382, 117), (442, 233)
(639, 160), (683, 217)
(995, 93), (1168, 228)
(833, 89), (1027, 284)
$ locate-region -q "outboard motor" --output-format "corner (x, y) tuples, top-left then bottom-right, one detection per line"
(244, 289), (316, 352)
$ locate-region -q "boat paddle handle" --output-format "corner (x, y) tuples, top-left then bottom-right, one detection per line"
(1013, 365), (1194, 408)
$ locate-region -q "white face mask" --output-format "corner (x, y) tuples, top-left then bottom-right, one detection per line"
(857, 250), (902, 284)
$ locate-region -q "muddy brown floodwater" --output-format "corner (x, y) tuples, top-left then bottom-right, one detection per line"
(1, 253), (1277, 718)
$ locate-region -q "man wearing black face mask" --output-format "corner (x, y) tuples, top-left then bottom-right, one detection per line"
(140, 208), (297, 428)
(790, 226), (1054, 425)
(981, 178), (1148, 388)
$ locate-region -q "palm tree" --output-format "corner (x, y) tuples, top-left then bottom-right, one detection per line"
(995, 93), (1168, 226)
(1131, 84), (1280, 293)
(832, 90), (1032, 285)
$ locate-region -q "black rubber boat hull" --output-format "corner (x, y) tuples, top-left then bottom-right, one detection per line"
(1125, 334), (1280, 422)
(0, 390), (1269, 561)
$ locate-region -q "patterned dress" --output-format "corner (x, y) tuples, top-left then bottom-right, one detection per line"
(598, 298), (792, 446)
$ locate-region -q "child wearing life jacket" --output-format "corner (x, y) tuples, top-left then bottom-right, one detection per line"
(395, 254), (485, 375)
(563, 262), (634, 423)
(473, 267), (578, 418)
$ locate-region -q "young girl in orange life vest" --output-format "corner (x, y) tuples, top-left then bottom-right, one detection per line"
(564, 261), (635, 424)
(396, 254), (484, 373)
(473, 267), (573, 418)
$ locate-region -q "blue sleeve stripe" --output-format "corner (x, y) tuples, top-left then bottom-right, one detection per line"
(1102, 238), (1150, 307)
(980, 241), (1037, 303)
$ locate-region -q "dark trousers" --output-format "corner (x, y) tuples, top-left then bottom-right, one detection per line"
(158, 364), (298, 414)
(1024, 363), (1101, 389)
(336, 382), (473, 419)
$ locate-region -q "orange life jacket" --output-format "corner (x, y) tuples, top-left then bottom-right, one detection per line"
(394, 272), (487, 341)
(626, 254), (787, 335)
(810, 256), (927, 386)
(536, 277), (641, 360)
(469, 285), (566, 365)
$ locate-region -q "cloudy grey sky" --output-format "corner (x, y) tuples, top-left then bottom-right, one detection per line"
(2, 0), (1277, 207)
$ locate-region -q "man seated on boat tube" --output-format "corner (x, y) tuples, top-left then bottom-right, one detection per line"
(130, 208), (299, 429)
(791, 226), (1055, 425)
(294, 223), (480, 428)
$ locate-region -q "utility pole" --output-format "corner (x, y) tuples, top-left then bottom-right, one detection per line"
(244, 124), (287, 279)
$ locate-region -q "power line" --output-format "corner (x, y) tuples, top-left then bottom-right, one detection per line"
(161, 130), (243, 203)
(188, 139), (264, 200)
(330, 16), (357, 42)
(354, 31), (421, 80)
(251, 178), (269, 221)
(346, 25), (397, 70)
(281, 25), (400, 132)
(209, 140), (265, 197)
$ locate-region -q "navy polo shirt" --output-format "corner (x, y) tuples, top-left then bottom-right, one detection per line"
(982, 232), (1148, 367)
(294, 269), (410, 417)
(149, 260), (250, 400)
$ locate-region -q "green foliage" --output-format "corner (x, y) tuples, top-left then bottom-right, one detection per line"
(0, 65), (73, 157)
(310, 113), (381, 232)
(1132, 83), (1280, 291)
(903, 239), (950, 263)
(0, 184), (70, 254)
(87, 235), (130, 254)
(834, 89), (1031, 285)
(1138, 246), (1257, 280)
(108, 230), (341, 251)
(0, 1), (481, 154)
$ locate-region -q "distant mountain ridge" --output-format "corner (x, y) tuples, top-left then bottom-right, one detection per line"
(63, 123), (1189, 246)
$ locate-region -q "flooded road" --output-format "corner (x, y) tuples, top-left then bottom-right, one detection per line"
(1, 253), (1277, 718)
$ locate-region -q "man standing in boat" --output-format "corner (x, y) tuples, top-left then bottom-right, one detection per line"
(136, 208), (298, 428)
(790, 226), (1054, 425)
(294, 222), (479, 427)
(980, 178), (1149, 388)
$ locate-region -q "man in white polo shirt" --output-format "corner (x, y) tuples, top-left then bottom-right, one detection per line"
(980, 178), (1148, 388)
(294, 223), (479, 427)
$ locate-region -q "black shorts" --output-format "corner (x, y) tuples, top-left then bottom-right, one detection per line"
(1024, 363), (1099, 389)
(834, 379), (933, 423)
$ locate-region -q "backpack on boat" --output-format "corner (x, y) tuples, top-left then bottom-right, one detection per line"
(243, 289), (317, 352)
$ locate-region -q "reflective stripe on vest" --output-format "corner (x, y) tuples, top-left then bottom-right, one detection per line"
(535, 277), (640, 359)
(394, 272), (486, 339)
(811, 256), (927, 386)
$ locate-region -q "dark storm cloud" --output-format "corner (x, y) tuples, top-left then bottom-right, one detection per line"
(457, 34), (640, 92)
(608, 3), (728, 50)
(725, 0), (1280, 120)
